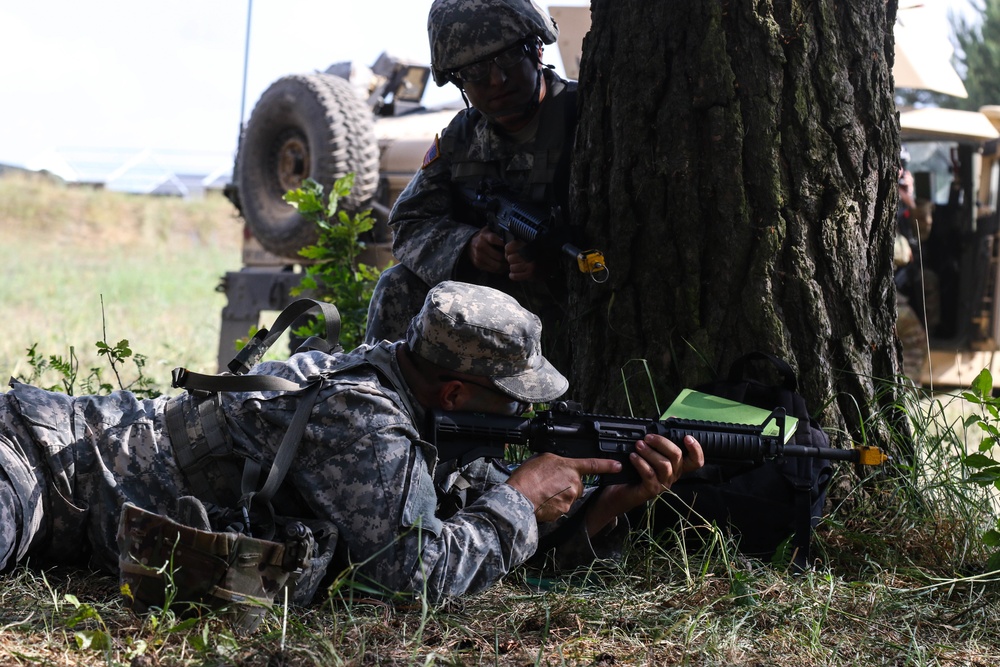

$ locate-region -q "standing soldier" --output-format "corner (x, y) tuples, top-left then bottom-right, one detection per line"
(365, 0), (587, 373)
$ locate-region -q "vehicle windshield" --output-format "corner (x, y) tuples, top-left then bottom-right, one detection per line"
(904, 140), (961, 205)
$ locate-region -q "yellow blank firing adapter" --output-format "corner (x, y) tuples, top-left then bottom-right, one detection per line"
(570, 247), (610, 283)
(854, 445), (889, 466)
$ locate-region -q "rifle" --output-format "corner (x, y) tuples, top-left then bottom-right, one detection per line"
(463, 182), (610, 283)
(429, 402), (887, 485)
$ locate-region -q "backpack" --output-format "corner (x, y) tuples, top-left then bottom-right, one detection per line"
(652, 351), (834, 569)
(118, 298), (345, 633)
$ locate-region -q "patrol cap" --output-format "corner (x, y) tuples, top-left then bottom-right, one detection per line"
(406, 281), (568, 403)
(428, 0), (559, 86)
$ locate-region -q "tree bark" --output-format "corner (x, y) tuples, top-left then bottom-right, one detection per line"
(568, 0), (902, 448)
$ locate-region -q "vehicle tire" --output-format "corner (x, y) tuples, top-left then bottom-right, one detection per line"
(313, 74), (388, 244)
(235, 73), (380, 258)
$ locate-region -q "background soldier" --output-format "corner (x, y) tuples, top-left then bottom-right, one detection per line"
(365, 0), (586, 374)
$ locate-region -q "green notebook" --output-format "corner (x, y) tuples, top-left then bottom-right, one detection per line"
(661, 389), (798, 443)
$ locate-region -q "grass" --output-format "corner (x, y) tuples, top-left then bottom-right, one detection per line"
(1, 173), (1000, 665)
(0, 172), (243, 391)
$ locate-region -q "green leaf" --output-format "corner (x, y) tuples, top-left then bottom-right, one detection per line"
(964, 453), (999, 468)
(74, 630), (112, 651)
(984, 529), (1000, 547)
(981, 424), (1000, 441)
(987, 549), (1000, 573)
(166, 617), (200, 633)
(968, 469), (1000, 485)
(64, 605), (98, 627)
(298, 246), (328, 260)
(729, 570), (759, 606)
(188, 633), (208, 652)
(972, 368), (994, 398)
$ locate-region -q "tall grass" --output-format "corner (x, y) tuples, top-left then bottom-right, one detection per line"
(0, 172), (242, 391)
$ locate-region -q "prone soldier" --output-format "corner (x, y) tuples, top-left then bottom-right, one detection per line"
(0, 281), (703, 622)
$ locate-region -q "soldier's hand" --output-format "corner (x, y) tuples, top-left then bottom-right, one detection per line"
(505, 240), (540, 282)
(467, 226), (508, 274)
(506, 453), (623, 523)
(585, 434), (704, 536)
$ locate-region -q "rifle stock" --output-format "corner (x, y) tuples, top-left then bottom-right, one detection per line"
(429, 402), (886, 486)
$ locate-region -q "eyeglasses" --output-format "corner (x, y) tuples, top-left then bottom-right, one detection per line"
(451, 41), (531, 84)
(439, 375), (531, 416)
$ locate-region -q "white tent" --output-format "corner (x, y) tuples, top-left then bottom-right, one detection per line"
(548, 3), (969, 98)
(894, 16), (968, 98)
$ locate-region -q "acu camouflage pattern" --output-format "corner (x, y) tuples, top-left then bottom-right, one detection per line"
(364, 69), (579, 374)
(0, 340), (616, 607)
(0, 382), (186, 573)
(0, 281), (626, 613)
(221, 342), (544, 600)
(406, 280), (568, 402)
(428, 0), (558, 85)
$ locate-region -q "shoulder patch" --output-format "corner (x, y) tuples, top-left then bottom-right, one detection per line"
(422, 135), (442, 169)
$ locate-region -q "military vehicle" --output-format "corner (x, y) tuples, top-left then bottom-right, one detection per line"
(220, 53), (462, 370)
(897, 105), (1000, 389)
(221, 4), (999, 390)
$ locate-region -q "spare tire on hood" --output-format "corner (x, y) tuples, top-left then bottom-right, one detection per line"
(234, 73), (380, 258)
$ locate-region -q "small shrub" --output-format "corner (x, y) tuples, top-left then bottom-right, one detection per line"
(955, 368), (1000, 570)
(284, 175), (386, 350)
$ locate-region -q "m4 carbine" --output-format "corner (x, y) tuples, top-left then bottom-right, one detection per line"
(463, 182), (609, 282)
(429, 402), (887, 486)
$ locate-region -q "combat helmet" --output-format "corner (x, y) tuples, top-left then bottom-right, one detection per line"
(428, 0), (559, 86)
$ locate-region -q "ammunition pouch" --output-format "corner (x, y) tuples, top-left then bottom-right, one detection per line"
(117, 502), (314, 634)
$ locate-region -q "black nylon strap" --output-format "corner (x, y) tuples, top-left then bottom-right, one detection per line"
(239, 379), (323, 539)
(172, 368), (306, 394)
(725, 351), (798, 392)
(257, 379), (322, 504)
(226, 298), (342, 376)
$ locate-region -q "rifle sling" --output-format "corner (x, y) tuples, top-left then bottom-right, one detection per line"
(166, 345), (414, 538)
(165, 296), (343, 535)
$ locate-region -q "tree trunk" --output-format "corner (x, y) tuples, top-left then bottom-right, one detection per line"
(568, 0), (902, 449)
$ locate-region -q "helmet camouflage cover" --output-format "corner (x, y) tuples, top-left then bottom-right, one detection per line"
(428, 0), (559, 86)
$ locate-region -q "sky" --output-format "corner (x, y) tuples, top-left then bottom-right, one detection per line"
(0, 0), (582, 183)
(0, 0), (975, 184)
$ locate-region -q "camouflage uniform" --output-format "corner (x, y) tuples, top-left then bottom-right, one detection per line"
(0, 282), (624, 603)
(365, 68), (578, 348)
(365, 0), (579, 357)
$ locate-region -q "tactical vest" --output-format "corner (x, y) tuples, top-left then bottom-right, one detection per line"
(441, 71), (578, 211)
